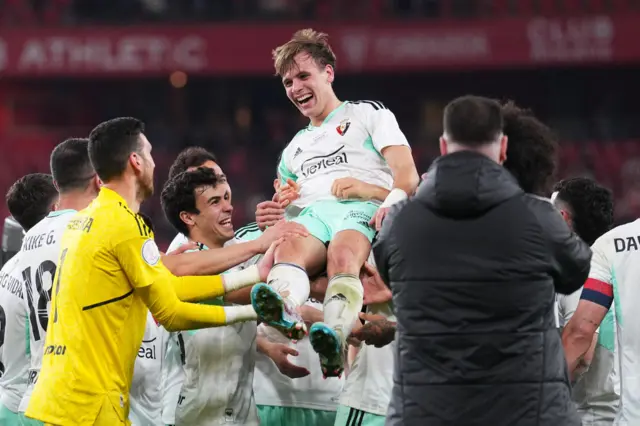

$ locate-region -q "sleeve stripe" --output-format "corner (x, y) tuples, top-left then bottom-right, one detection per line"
(119, 202), (149, 237)
(352, 100), (387, 111)
(584, 278), (613, 297)
(580, 288), (614, 308)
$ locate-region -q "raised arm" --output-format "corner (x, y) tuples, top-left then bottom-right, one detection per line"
(365, 103), (419, 229)
(161, 221), (307, 277)
(115, 236), (266, 330)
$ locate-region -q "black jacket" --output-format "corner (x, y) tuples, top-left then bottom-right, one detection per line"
(374, 151), (592, 426)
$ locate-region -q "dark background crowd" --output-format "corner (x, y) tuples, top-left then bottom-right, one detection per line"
(1, 0), (639, 249)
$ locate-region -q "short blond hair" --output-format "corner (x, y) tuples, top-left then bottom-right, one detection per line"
(272, 28), (336, 77)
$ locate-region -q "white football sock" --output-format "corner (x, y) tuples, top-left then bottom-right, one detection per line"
(323, 274), (364, 341)
(266, 263), (310, 307)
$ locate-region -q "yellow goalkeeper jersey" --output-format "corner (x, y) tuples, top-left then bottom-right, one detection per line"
(26, 188), (167, 425)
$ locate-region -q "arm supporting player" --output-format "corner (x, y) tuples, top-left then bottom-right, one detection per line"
(116, 237), (259, 329)
(381, 145), (420, 203)
(162, 241), (263, 277)
(137, 276), (256, 331)
(171, 264), (261, 301)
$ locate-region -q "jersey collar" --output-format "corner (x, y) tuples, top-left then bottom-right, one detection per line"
(308, 101), (347, 129)
(99, 187), (128, 205)
(47, 209), (76, 218)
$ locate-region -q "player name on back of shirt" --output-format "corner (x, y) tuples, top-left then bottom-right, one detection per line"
(0, 269), (23, 299)
(67, 216), (93, 233)
(613, 236), (640, 252)
(21, 231), (57, 252)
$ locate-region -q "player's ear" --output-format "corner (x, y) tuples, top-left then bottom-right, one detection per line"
(179, 211), (196, 228)
(129, 152), (144, 174)
(439, 137), (448, 155)
(498, 135), (508, 165)
(325, 64), (334, 84)
(92, 174), (102, 192)
(559, 209), (573, 228)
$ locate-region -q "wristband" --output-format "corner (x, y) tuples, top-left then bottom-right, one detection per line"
(380, 188), (408, 208)
(223, 265), (261, 292)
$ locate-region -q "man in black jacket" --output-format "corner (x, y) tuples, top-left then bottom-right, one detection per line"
(374, 95), (592, 426)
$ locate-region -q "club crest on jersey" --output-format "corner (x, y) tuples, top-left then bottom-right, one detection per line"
(336, 119), (351, 136)
(141, 239), (160, 266)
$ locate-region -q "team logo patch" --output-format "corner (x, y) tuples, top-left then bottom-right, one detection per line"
(336, 118), (351, 136)
(141, 239), (161, 266)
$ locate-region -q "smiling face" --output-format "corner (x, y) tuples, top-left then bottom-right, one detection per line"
(187, 180), (234, 246)
(282, 52), (335, 122)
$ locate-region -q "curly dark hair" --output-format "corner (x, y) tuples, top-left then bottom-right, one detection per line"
(161, 167), (225, 237)
(6, 173), (58, 231)
(168, 147), (219, 180)
(553, 177), (613, 245)
(502, 101), (558, 197)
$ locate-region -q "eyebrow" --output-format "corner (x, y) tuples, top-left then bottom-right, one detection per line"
(207, 190), (230, 204)
(283, 69), (307, 83)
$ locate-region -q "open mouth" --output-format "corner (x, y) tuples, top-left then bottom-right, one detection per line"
(219, 218), (233, 229)
(296, 94), (313, 105)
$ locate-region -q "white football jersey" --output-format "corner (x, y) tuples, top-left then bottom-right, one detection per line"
(167, 233), (188, 254)
(129, 311), (170, 426)
(0, 254), (28, 412)
(161, 328), (184, 425)
(17, 210), (76, 413)
(556, 288), (582, 328)
(164, 234), (259, 426)
(278, 100), (410, 208)
(253, 298), (344, 411)
(582, 222), (640, 425)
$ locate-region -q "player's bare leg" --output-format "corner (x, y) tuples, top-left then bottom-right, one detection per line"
(251, 234), (326, 341)
(310, 230), (370, 378)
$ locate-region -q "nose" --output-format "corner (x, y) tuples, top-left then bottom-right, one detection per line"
(223, 200), (233, 213)
(291, 79), (303, 94)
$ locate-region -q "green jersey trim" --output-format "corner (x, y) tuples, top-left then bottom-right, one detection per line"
(363, 135), (384, 160)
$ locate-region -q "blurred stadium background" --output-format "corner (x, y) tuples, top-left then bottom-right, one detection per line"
(0, 0), (639, 249)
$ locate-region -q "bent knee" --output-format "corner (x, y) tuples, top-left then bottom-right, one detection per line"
(275, 235), (326, 271)
(327, 244), (361, 274)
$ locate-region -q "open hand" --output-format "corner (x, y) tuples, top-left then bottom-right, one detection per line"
(360, 262), (392, 305)
(331, 177), (375, 200)
(255, 197), (285, 230)
(277, 179), (301, 207)
(257, 238), (284, 282)
(265, 342), (310, 378)
(369, 207), (390, 231)
(348, 312), (396, 348)
(256, 221), (308, 252)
